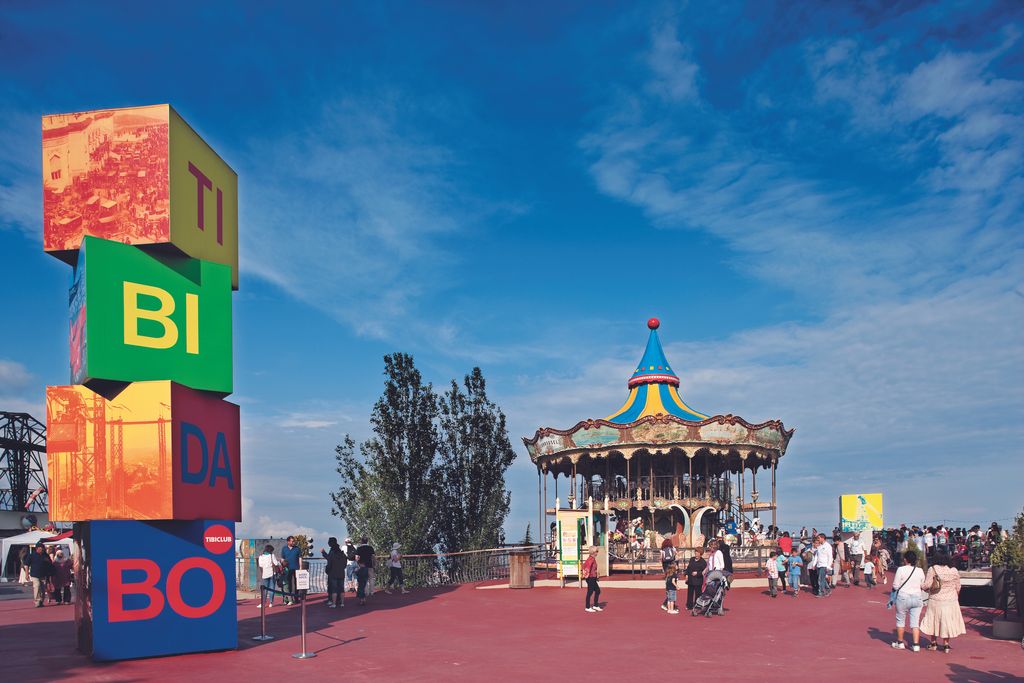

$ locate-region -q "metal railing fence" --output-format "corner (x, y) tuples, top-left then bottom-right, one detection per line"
(236, 546), (550, 593)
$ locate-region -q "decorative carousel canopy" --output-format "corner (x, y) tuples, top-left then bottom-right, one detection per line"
(524, 318), (794, 466)
(607, 318), (709, 424)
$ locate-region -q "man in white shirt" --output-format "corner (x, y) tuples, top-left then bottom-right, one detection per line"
(813, 534), (833, 597)
(848, 536), (864, 586)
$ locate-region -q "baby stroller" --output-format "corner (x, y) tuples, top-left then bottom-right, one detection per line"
(692, 570), (726, 617)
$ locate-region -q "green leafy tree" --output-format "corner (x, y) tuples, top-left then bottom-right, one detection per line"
(436, 368), (517, 552)
(331, 353), (440, 554)
(521, 523), (533, 546)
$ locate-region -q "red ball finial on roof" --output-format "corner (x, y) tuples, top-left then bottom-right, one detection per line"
(647, 317), (660, 330)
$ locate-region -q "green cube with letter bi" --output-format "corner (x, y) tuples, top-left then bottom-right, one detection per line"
(70, 236), (232, 394)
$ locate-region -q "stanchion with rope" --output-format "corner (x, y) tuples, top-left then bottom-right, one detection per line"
(252, 585), (275, 642)
(292, 568), (316, 659)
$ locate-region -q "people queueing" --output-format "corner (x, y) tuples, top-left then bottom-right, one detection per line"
(322, 537), (347, 608)
(583, 547), (602, 612)
(280, 536), (301, 605)
(257, 544), (279, 609)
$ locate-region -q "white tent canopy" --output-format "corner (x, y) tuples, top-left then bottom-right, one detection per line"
(1, 530), (73, 580)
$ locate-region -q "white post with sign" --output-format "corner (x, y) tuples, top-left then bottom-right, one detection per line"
(295, 569), (310, 591)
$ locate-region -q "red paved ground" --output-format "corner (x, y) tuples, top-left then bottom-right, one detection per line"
(3, 579), (1022, 682)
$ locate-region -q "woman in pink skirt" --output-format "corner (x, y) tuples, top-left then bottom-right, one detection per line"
(920, 553), (966, 653)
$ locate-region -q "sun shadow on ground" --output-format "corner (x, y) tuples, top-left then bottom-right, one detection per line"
(945, 663), (1022, 683)
(237, 585), (459, 649)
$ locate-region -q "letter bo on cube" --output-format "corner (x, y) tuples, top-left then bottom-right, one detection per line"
(43, 104), (239, 288)
(47, 381), (241, 522)
(71, 236), (232, 394)
(74, 519), (237, 661)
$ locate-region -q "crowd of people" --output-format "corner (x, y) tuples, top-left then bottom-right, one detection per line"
(256, 534), (409, 611)
(580, 518), (997, 655)
(18, 543), (73, 608)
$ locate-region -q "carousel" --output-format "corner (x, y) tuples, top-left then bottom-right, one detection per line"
(524, 319), (794, 572)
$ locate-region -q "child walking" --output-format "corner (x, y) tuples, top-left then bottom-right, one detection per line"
(766, 550), (780, 598)
(863, 554), (877, 589)
(787, 549), (803, 597)
(776, 550), (789, 593)
(664, 566), (679, 614)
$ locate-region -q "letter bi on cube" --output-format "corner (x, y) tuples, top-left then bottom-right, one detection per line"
(70, 236), (232, 394)
(74, 519), (237, 661)
(47, 381), (241, 523)
(43, 104), (239, 288)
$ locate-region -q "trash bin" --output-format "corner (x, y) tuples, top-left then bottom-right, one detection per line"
(509, 550), (533, 589)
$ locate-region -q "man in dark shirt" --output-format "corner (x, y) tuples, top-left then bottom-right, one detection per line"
(355, 537), (376, 599)
(280, 536), (301, 605)
(26, 544), (52, 608)
(684, 547), (707, 611)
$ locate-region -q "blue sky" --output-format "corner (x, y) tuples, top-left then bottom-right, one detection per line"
(1, 1), (1022, 542)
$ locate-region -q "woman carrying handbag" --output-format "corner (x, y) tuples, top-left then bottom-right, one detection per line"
(920, 553), (966, 653)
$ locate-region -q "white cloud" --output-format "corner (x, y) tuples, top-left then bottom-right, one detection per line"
(238, 513), (331, 543)
(0, 359), (32, 387)
(237, 92), (500, 341)
(645, 24), (700, 102)
(279, 415), (338, 429)
(0, 360), (42, 418)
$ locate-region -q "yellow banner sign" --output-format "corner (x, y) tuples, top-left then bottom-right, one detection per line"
(840, 493), (883, 531)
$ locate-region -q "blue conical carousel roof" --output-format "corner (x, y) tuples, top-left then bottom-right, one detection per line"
(605, 318), (709, 424)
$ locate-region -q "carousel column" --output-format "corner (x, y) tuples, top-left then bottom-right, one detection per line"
(771, 456), (778, 531)
(649, 451), (655, 504)
(624, 452), (632, 528)
(687, 450), (694, 498)
(751, 456), (759, 531)
(673, 455), (679, 500)
(537, 467), (542, 547)
(739, 453), (747, 518)
(569, 457), (578, 509)
(703, 451), (709, 499)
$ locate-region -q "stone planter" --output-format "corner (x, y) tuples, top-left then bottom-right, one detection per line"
(1014, 572), (1024, 618)
(993, 566), (1011, 612)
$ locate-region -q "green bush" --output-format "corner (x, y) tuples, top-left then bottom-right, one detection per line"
(991, 509), (1024, 571)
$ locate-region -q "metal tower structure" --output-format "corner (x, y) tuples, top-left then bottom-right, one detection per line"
(0, 411), (48, 512)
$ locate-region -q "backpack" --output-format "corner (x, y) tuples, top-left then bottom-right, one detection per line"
(346, 544), (357, 561)
(662, 546), (675, 562)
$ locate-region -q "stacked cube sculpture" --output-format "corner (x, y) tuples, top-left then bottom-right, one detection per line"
(43, 104), (241, 661)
